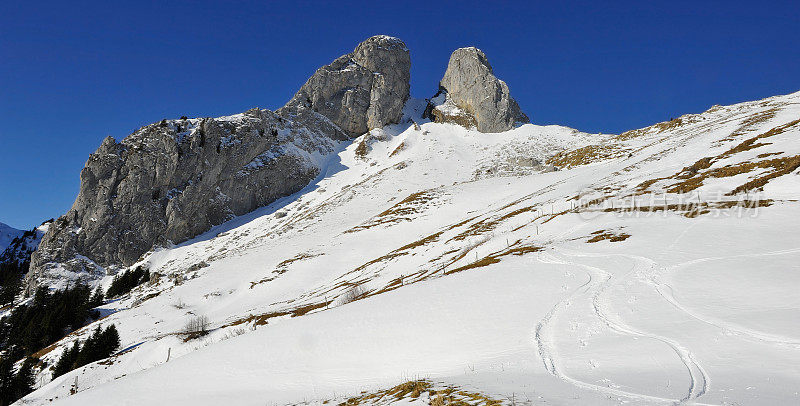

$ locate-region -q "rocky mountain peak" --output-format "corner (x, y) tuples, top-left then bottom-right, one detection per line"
(25, 37), (532, 294)
(279, 35), (411, 138)
(426, 46), (529, 133)
(26, 35), (413, 293)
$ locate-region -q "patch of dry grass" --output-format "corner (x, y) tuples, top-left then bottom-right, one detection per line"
(618, 114), (703, 140)
(546, 144), (621, 168)
(633, 117), (800, 195)
(719, 118), (800, 158)
(446, 256), (502, 274)
(397, 231), (444, 252)
(332, 379), (504, 406)
(250, 252), (324, 288)
(718, 108), (780, 143)
(347, 190), (439, 232)
(389, 141), (407, 157)
(597, 199), (774, 218)
(354, 138), (370, 159)
(448, 219), (498, 242)
(226, 299), (334, 327)
(677, 157), (714, 179)
(277, 252), (322, 268)
(587, 230), (631, 243)
(338, 380), (433, 406)
(666, 155), (800, 194)
(445, 243), (541, 275)
(757, 152), (783, 158)
(728, 155), (800, 195)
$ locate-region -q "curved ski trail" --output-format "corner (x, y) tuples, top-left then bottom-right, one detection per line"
(534, 250), (711, 404)
(653, 249), (800, 348)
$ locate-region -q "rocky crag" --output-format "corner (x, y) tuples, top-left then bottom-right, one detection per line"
(425, 47), (528, 132)
(279, 35), (411, 138)
(26, 35), (413, 292)
(27, 37), (527, 293)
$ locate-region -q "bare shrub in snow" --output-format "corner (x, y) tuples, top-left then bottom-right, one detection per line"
(220, 328), (247, 341)
(182, 315), (209, 339)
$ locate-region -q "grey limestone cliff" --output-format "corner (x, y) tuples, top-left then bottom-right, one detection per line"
(426, 47), (528, 132)
(27, 35), (412, 292)
(279, 35), (411, 138)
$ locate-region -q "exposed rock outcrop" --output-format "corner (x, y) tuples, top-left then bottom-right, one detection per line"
(27, 35), (414, 293)
(279, 35), (411, 138)
(27, 110), (336, 293)
(425, 47), (528, 132)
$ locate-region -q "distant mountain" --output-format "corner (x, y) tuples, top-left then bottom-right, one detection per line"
(0, 221), (50, 271)
(0, 222), (23, 253)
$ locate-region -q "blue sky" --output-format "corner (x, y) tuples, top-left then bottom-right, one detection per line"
(1, 0), (798, 229)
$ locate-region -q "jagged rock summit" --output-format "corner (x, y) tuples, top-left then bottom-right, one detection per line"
(27, 35), (412, 292)
(426, 47), (529, 133)
(26, 38), (527, 293)
(279, 35), (411, 138)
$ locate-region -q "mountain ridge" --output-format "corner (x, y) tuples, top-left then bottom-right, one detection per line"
(16, 87), (800, 405)
(5, 32), (800, 406)
(26, 35), (536, 296)
(0, 222), (22, 254)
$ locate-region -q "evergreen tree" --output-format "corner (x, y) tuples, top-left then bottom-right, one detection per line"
(10, 357), (37, 401)
(52, 341), (80, 379)
(105, 266), (149, 298)
(0, 275), (20, 306)
(100, 325), (121, 356)
(0, 357), (15, 406)
(89, 288), (104, 308)
(0, 282), (100, 356)
(0, 261), (23, 306)
(0, 356), (36, 406)
(75, 326), (102, 368)
(52, 324), (120, 380)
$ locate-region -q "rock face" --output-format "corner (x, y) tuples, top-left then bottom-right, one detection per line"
(27, 35), (413, 292)
(426, 47), (528, 132)
(28, 110), (337, 292)
(279, 35), (411, 138)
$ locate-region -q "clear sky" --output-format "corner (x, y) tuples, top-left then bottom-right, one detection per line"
(1, 0), (798, 229)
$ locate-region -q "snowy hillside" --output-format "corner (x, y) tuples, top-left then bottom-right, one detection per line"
(18, 91), (800, 405)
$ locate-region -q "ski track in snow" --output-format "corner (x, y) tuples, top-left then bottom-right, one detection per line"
(534, 249), (713, 405)
(655, 283), (800, 348)
(654, 248), (800, 348)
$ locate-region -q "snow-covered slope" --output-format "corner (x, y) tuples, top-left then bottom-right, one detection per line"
(19, 92), (800, 405)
